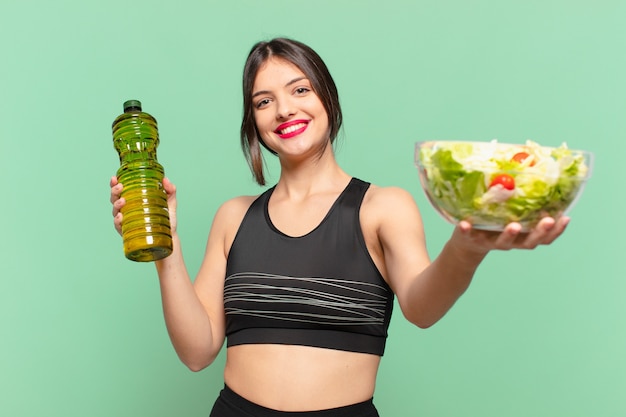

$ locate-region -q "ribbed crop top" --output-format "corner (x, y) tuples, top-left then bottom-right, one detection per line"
(223, 178), (394, 356)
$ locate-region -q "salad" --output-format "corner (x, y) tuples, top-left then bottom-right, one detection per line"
(416, 140), (592, 230)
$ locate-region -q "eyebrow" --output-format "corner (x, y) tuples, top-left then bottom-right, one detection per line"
(252, 76), (309, 98)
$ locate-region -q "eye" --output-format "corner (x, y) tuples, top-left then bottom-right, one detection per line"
(294, 87), (310, 95)
(255, 98), (271, 109)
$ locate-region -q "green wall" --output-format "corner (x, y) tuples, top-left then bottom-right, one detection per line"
(1, 1), (624, 416)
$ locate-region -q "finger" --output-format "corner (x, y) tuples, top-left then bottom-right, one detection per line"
(111, 181), (124, 203)
(112, 196), (125, 217)
(520, 217), (557, 248)
(163, 177), (177, 195)
(110, 187), (123, 205)
(110, 183), (124, 204)
(113, 212), (123, 235)
(457, 220), (473, 233)
(540, 216), (570, 245)
(109, 176), (118, 187)
(493, 222), (523, 249)
(455, 221), (501, 249)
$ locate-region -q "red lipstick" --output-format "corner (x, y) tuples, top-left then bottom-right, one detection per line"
(274, 119), (309, 139)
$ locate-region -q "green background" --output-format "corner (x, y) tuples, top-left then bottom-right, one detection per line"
(1, 0), (624, 416)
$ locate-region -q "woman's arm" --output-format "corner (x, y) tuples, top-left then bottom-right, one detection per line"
(111, 176), (250, 371)
(369, 186), (568, 328)
(154, 227), (225, 372)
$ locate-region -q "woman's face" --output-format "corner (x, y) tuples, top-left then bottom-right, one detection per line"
(251, 57), (329, 159)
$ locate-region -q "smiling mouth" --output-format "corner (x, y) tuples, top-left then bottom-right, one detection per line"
(276, 122), (307, 135)
(274, 121), (308, 138)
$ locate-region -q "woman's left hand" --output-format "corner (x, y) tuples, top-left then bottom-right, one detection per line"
(451, 216), (570, 255)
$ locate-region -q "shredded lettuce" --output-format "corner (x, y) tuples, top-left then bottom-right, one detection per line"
(417, 140), (591, 230)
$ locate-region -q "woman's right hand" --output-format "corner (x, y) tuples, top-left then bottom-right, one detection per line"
(110, 176), (125, 236)
(161, 177), (178, 233)
(109, 176), (179, 236)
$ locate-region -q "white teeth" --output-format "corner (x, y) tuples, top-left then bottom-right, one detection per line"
(279, 123), (306, 135)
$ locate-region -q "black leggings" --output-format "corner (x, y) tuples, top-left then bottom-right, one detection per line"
(209, 385), (380, 417)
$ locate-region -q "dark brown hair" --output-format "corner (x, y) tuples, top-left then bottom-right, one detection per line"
(240, 38), (343, 185)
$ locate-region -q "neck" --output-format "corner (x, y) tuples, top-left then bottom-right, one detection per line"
(275, 145), (350, 199)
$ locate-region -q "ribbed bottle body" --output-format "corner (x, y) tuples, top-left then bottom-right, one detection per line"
(113, 101), (172, 262)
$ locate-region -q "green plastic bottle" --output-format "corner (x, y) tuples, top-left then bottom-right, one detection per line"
(112, 100), (172, 262)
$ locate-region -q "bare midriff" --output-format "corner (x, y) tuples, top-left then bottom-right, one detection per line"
(223, 344), (381, 412)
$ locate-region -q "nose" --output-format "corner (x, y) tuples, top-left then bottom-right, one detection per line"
(275, 98), (296, 120)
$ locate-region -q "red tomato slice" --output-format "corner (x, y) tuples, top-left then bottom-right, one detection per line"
(489, 173), (515, 190)
(511, 152), (535, 166)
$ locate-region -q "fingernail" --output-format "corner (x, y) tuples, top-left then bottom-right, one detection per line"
(509, 223), (522, 234)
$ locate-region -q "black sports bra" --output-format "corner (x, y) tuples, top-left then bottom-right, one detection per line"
(223, 178), (394, 356)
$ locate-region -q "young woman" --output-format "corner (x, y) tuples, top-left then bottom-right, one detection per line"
(110, 38), (568, 416)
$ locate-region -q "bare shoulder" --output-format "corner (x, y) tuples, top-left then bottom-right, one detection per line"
(362, 183), (425, 241)
(204, 194), (260, 259)
(213, 194), (259, 231)
(217, 194), (259, 215)
(363, 184), (421, 217)
(360, 183), (429, 288)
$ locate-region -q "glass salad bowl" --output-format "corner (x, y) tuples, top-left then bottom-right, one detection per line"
(414, 140), (594, 231)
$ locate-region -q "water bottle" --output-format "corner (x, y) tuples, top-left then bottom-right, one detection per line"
(112, 100), (173, 262)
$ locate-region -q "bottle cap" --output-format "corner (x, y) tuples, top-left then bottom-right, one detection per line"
(123, 100), (142, 112)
